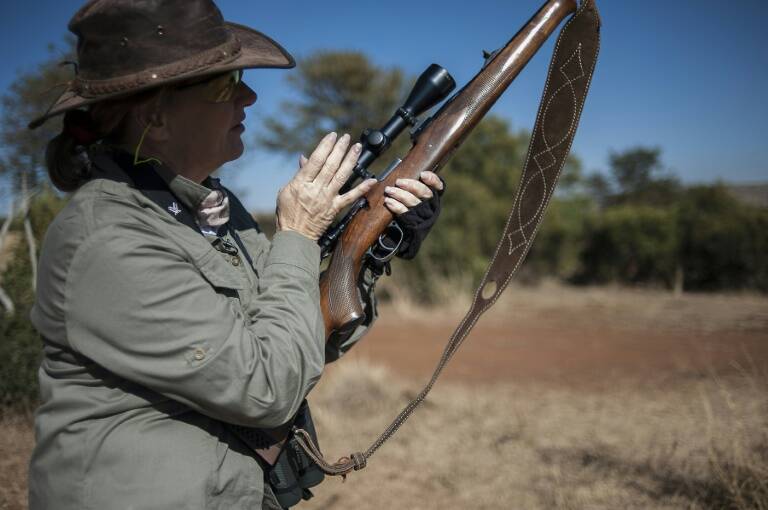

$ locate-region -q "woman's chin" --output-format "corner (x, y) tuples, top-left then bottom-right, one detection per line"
(223, 136), (245, 162)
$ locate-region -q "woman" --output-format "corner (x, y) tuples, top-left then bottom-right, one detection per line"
(27, 1), (443, 508)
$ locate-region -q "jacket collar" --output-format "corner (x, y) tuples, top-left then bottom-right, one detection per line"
(155, 164), (218, 214)
(92, 145), (216, 213)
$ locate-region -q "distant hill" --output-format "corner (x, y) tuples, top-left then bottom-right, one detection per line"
(726, 183), (768, 208)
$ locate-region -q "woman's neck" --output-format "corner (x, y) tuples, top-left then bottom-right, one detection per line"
(111, 139), (214, 184)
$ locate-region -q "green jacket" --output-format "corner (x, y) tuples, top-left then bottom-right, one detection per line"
(29, 149), (375, 509)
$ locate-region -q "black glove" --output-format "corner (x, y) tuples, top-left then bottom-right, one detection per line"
(394, 177), (445, 260)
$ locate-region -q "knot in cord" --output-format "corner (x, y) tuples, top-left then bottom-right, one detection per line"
(350, 451), (367, 471)
(293, 427), (367, 479)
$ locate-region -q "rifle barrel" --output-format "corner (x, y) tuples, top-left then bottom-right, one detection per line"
(320, 0), (577, 340)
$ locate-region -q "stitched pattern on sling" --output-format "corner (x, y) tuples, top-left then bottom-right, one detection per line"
(508, 44), (585, 256)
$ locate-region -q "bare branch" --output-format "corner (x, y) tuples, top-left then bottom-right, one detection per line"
(0, 286), (14, 315)
(0, 200), (15, 315)
(0, 199), (14, 255)
(23, 216), (37, 293)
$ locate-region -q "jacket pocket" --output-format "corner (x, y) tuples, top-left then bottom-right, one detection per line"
(197, 250), (248, 291)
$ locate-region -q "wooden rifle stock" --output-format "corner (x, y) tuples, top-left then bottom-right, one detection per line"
(320, 0), (577, 341)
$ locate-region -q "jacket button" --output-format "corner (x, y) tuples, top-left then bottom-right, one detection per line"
(231, 256), (241, 266)
(193, 348), (206, 361)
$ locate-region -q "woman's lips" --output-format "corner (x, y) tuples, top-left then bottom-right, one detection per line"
(232, 115), (245, 130)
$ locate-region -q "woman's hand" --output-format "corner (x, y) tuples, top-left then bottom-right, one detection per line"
(382, 171), (444, 215)
(276, 132), (376, 241)
(382, 170), (446, 260)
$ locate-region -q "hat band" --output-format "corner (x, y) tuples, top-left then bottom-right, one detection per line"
(72, 37), (243, 98)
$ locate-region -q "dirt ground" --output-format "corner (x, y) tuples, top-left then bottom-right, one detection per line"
(340, 283), (768, 387)
(310, 284), (768, 509)
(1, 284), (767, 509)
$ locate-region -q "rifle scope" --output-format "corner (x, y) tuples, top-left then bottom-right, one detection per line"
(342, 64), (456, 190)
(321, 64), (455, 257)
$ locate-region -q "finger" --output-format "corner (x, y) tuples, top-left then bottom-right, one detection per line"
(394, 178), (433, 200)
(384, 185), (421, 208)
(315, 133), (351, 186)
(335, 178), (377, 210)
(296, 132), (337, 181)
(329, 143), (362, 191)
(299, 154), (309, 168)
(420, 171), (444, 191)
(384, 197), (409, 215)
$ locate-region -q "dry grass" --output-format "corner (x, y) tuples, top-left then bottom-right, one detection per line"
(4, 368), (765, 510)
(1, 284), (766, 509)
(0, 413), (33, 510)
(306, 361), (768, 510)
(384, 279), (768, 336)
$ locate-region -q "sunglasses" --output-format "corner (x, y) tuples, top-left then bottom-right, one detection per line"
(176, 69), (244, 103)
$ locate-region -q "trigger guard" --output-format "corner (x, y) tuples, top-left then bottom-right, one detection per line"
(368, 221), (404, 263)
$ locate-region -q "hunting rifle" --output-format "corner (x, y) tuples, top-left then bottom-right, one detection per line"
(320, 0), (584, 341)
(296, 0), (600, 479)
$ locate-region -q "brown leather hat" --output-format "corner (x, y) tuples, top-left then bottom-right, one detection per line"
(29, 0), (295, 129)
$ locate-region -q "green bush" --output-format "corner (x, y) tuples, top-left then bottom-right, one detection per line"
(577, 205), (679, 287)
(524, 196), (595, 281)
(572, 184), (768, 292)
(0, 191), (66, 410)
(678, 184), (768, 291)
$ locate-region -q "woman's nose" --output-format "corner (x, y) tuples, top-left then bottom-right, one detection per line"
(237, 82), (257, 107)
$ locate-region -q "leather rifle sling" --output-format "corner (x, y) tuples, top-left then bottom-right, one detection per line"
(295, 0), (601, 477)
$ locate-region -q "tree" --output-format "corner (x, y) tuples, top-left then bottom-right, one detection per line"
(610, 147), (662, 194)
(257, 51), (548, 299)
(0, 41), (75, 312)
(581, 147), (682, 208)
(258, 51), (406, 162)
(583, 172), (611, 207)
(573, 147), (768, 292)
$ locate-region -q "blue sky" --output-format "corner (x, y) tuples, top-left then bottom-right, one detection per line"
(1, 0), (767, 211)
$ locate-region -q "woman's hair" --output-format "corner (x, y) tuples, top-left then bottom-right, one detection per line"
(44, 88), (166, 192)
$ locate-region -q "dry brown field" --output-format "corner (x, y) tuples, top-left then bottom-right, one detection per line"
(2, 283), (767, 509)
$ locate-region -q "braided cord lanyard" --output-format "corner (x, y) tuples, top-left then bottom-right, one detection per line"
(295, 0), (601, 479)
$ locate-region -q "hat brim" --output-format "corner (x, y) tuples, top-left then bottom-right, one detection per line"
(29, 23), (295, 129)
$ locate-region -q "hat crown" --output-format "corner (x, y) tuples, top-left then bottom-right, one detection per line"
(69, 0), (231, 81)
(28, 0), (294, 129)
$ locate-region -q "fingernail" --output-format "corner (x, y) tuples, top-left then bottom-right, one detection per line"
(328, 131), (337, 139)
(353, 143), (362, 153)
(395, 179), (404, 186)
(384, 186), (393, 193)
(342, 133), (350, 141)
